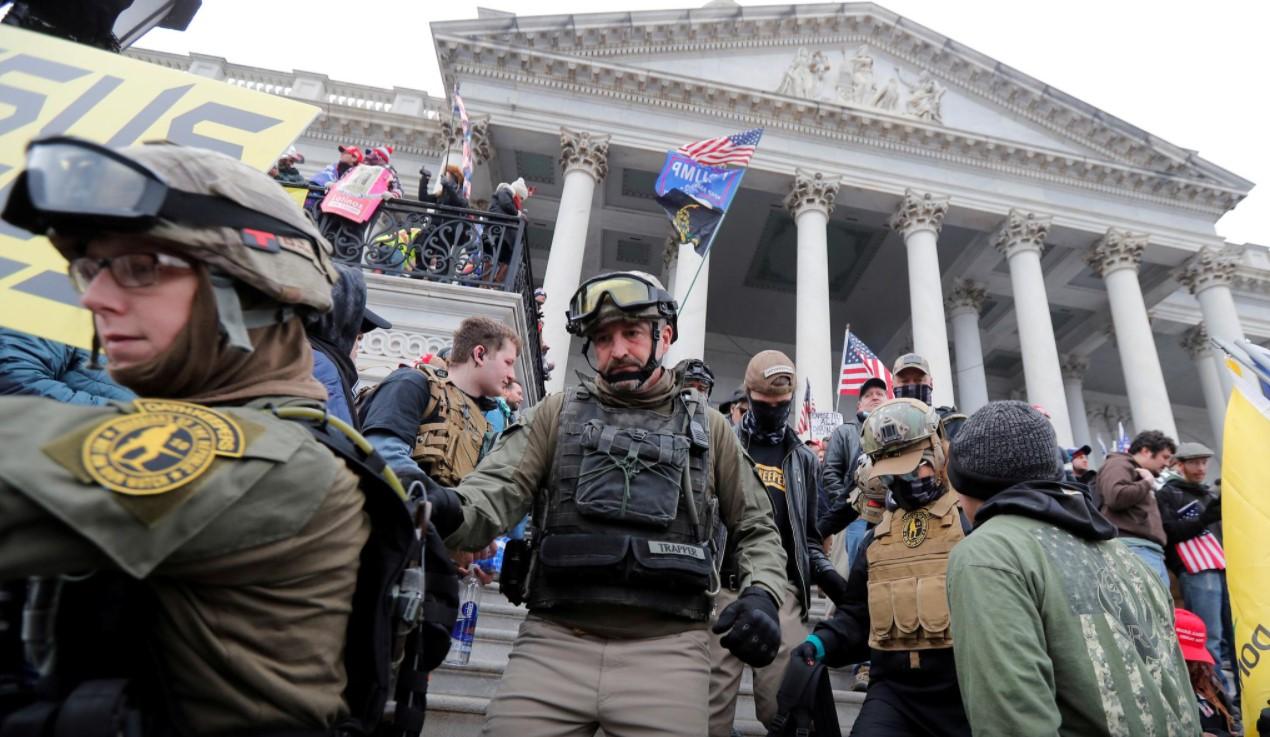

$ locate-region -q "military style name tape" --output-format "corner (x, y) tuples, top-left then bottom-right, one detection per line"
(648, 541), (706, 560)
(762, 365), (795, 378)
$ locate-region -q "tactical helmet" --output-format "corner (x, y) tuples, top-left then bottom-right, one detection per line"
(565, 270), (678, 340)
(3, 137), (339, 351)
(861, 398), (943, 478)
(851, 454), (890, 524)
(676, 358), (715, 393)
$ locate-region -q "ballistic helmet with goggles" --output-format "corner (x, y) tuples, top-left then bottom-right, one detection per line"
(1, 137), (338, 351)
(676, 358), (715, 394)
(565, 271), (678, 340)
(860, 398), (943, 480)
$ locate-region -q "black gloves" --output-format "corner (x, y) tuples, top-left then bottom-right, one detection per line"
(790, 640), (820, 667)
(396, 466), (464, 538)
(815, 568), (850, 607)
(1200, 500), (1222, 525)
(712, 586), (781, 667)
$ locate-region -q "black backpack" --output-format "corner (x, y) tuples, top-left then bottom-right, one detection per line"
(766, 656), (841, 737)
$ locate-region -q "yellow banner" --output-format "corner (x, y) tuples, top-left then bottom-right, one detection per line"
(0, 27), (318, 348)
(1223, 387), (1270, 722)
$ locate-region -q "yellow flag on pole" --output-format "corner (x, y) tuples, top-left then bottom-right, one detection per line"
(1223, 385), (1270, 723)
(0, 27), (318, 348)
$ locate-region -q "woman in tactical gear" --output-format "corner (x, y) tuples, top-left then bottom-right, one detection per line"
(782, 398), (972, 737)
(0, 137), (416, 736)
(424, 269), (791, 737)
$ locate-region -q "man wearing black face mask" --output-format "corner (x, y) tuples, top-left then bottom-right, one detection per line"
(708, 351), (849, 735)
(781, 398), (972, 737)
(891, 353), (965, 442)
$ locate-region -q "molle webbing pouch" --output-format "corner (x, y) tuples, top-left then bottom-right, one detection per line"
(574, 420), (689, 529)
(536, 533), (712, 593)
(408, 367), (488, 486)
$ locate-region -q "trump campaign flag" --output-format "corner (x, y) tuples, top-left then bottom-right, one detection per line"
(655, 128), (762, 257)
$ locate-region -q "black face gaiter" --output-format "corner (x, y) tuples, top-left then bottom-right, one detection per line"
(744, 395), (791, 445)
(894, 383), (933, 405)
(887, 476), (943, 511)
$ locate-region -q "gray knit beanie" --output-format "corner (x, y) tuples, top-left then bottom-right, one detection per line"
(947, 400), (1061, 499)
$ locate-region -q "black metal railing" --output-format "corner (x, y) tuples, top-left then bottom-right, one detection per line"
(291, 186), (544, 396)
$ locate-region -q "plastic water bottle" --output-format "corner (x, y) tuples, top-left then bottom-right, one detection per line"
(444, 572), (482, 666)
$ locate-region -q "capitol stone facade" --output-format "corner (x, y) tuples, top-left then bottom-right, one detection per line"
(128, 2), (1269, 459)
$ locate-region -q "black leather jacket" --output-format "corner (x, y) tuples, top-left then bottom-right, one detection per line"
(818, 420), (863, 536)
(731, 424), (835, 617)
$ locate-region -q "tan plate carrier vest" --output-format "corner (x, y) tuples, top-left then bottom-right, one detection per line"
(866, 489), (964, 652)
(408, 365), (490, 486)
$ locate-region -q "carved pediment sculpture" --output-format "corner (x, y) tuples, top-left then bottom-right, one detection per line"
(777, 45), (942, 124)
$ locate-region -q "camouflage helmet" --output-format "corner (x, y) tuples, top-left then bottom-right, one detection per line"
(52, 141), (338, 311)
(566, 270), (678, 340)
(2, 137), (340, 352)
(861, 398), (942, 478)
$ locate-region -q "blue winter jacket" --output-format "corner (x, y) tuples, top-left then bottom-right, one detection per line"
(0, 328), (136, 406)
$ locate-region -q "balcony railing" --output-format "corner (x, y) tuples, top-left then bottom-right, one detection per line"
(292, 188), (544, 395)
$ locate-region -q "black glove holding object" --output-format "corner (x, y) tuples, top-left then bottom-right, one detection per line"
(396, 466), (464, 538)
(712, 586), (781, 667)
(790, 640), (820, 667)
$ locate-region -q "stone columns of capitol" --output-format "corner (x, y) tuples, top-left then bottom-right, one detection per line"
(665, 240), (711, 366)
(540, 128), (610, 393)
(992, 210), (1074, 446)
(945, 279), (990, 414)
(1181, 325), (1226, 448)
(785, 170), (840, 406)
(1177, 247), (1244, 399)
(1085, 229), (1179, 439)
(889, 189), (956, 408)
(1060, 356), (1093, 450)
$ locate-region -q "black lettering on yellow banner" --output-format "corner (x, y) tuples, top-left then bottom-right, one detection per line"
(0, 27), (318, 348)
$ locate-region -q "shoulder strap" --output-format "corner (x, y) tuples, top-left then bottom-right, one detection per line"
(270, 406), (420, 735)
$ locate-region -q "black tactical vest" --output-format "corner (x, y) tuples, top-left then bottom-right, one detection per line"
(528, 383), (716, 621)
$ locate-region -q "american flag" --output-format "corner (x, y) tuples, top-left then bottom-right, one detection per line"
(452, 86), (474, 199)
(795, 378), (814, 438)
(1175, 502), (1226, 573)
(839, 329), (892, 396)
(677, 128), (763, 168)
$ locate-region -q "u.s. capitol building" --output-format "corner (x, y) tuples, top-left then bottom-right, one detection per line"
(130, 1), (1266, 458)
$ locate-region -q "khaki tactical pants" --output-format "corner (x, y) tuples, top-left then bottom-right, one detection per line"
(706, 583), (809, 735)
(482, 616), (711, 737)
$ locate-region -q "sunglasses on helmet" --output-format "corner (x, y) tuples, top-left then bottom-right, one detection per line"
(2, 136), (313, 241)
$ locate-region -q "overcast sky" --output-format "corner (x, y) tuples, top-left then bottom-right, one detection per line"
(139, 0), (1268, 245)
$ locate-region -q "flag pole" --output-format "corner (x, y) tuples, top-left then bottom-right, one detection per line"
(677, 171), (745, 307)
(834, 324), (851, 416)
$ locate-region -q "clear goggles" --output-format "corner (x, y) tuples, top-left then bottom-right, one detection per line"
(3, 136), (310, 239)
(567, 273), (674, 325)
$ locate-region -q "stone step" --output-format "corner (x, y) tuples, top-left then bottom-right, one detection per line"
(427, 658), (863, 733)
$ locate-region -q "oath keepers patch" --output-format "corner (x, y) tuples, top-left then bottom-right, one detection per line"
(901, 509), (931, 548)
(81, 400), (245, 495)
(648, 541), (707, 560)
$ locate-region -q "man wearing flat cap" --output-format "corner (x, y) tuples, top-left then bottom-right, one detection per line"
(1158, 441), (1228, 672)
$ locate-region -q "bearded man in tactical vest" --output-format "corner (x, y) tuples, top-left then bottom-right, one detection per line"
(781, 398), (972, 737)
(0, 138), (423, 735)
(426, 270), (789, 737)
(358, 315), (519, 489)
